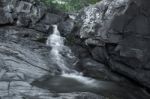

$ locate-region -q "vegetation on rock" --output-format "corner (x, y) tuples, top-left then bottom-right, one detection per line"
(41, 0), (101, 11)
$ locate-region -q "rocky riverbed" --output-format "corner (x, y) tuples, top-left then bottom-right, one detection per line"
(0, 0), (150, 99)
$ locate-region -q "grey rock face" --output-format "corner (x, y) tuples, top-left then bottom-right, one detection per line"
(0, 42), (53, 98)
(76, 0), (150, 90)
(0, 42), (49, 81)
(0, 0), (79, 98)
(0, 9), (13, 25)
(58, 19), (74, 36)
(91, 47), (108, 62)
(0, 30), (56, 98)
(77, 58), (127, 82)
(77, 0), (129, 42)
(40, 13), (62, 25)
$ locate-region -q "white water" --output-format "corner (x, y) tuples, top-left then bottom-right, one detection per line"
(46, 25), (97, 86)
(61, 72), (97, 86)
(46, 25), (70, 71)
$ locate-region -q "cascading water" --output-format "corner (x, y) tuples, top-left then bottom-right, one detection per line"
(46, 25), (72, 72)
(31, 4), (150, 99)
(46, 25), (97, 86)
(33, 25), (150, 99)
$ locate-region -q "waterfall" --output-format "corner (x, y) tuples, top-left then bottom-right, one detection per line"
(46, 25), (75, 72)
(46, 25), (97, 86)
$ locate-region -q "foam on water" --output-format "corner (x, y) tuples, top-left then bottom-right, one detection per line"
(61, 72), (98, 86)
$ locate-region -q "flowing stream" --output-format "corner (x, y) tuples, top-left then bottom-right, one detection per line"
(32, 25), (150, 99)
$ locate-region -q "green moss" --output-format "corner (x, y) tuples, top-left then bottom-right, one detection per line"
(41, 0), (101, 12)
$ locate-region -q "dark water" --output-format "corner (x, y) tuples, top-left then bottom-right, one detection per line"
(32, 74), (150, 99)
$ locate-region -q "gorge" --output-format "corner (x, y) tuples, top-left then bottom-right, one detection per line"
(0, 0), (150, 99)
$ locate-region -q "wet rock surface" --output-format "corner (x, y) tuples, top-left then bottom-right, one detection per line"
(75, 0), (150, 91)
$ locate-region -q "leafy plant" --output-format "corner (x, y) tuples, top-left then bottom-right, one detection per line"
(41, 0), (101, 11)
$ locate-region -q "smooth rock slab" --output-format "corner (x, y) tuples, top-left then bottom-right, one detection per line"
(0, 42), (49, 82)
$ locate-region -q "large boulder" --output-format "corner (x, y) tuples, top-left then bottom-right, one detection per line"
(76, 0), (150, 90)
(0, 0), (66, 30)
(76, 0), (130, 43)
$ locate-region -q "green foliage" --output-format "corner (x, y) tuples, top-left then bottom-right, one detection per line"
(41, 0), (101, 12)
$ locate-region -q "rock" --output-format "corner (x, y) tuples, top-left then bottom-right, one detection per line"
(1, 81), (100, 99)
(30, 23), (51, 33)
(16, 14), (31, 27)
(124, 15), (150, 35)
(2, 0), (64, 27)
(16, 1), (32, 13)
(0, 42), (49, 82)
(71, 45), (90, 59)
(0, 0), (67, 98)
(74, 92), (105, 99)
(0, 41), (56, 98)
(0, 9), (13, 25)
(1, 0), (150, 98)
(29, 1), (46, 24)
(76, 0), (129, 43)
(91, 47), (108, 63)
(75, 0), (150, 90)
(58, 19), (74, 36)
(0, 26), (47, 42)
(0, 85), (104, 99)
(85, 38), (105, 46)
(116, 35), (150, 68)
(109, 59), (150, 89)
(58, 92), (106, 99)
(109, 34), (150, 88)
(40, 13), (62, 25)
(77, 58), (126, 82)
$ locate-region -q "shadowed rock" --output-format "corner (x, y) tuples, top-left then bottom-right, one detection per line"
(75, 0), (150, 90)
